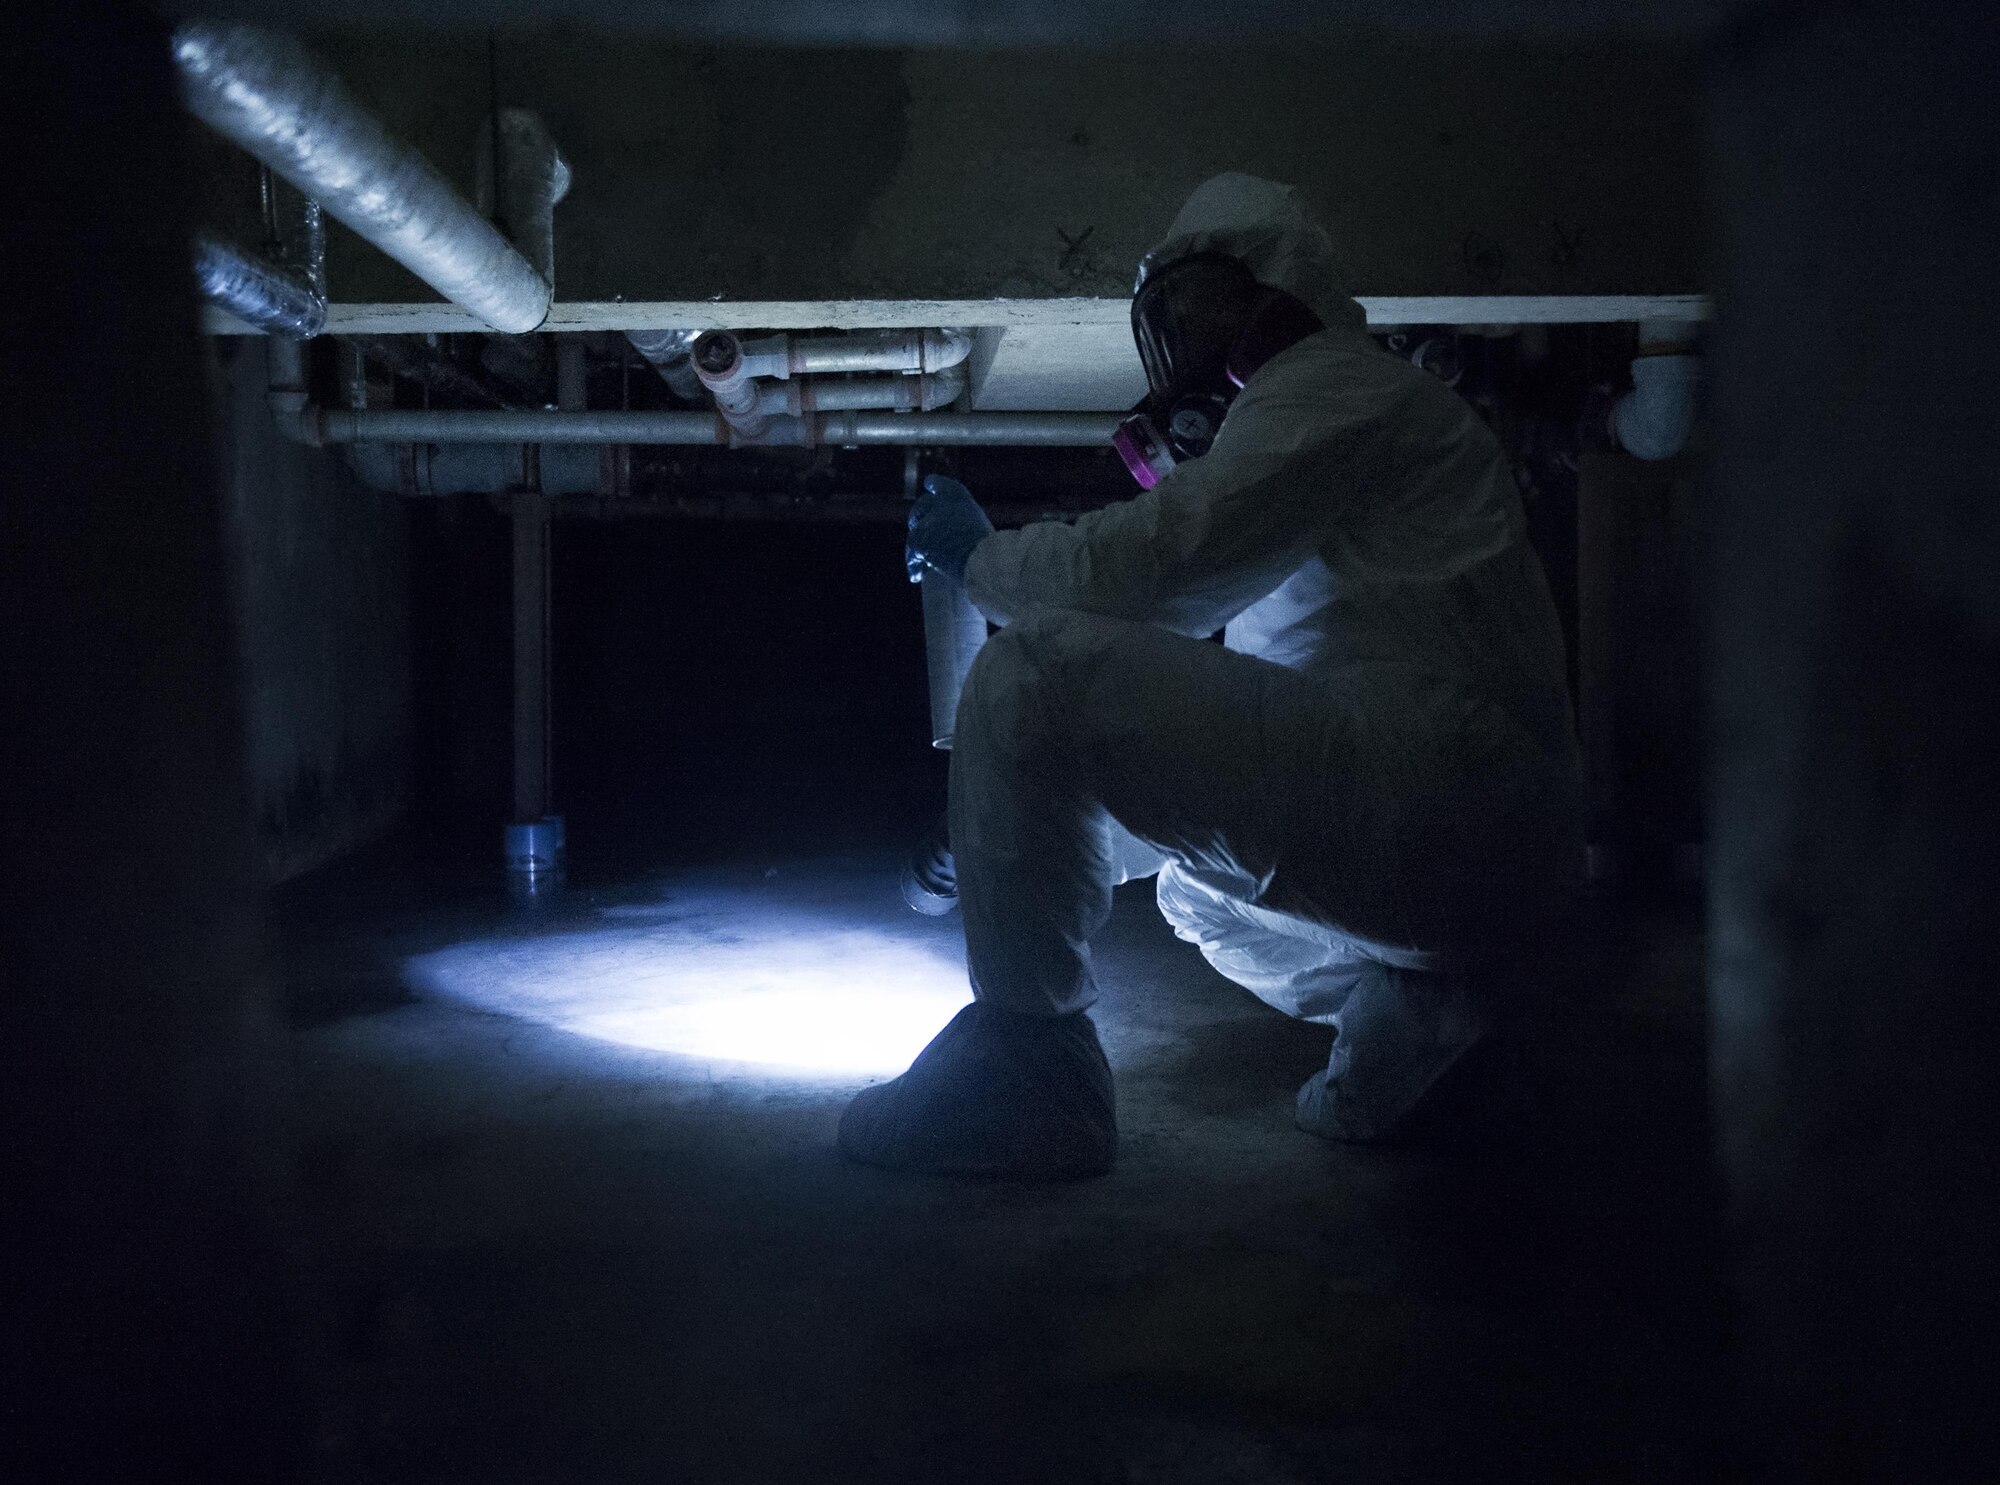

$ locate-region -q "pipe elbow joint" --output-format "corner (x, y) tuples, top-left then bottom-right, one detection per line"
(267, 391), (324, 445)
(1612, 352), (1701, 461)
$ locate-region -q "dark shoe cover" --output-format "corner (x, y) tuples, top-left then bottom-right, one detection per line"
(838, 1002), (1115, 1179)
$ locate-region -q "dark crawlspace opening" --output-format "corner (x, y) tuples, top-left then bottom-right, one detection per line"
(12, 6), (1995, 1484)
(253, 416), (1729, 1480)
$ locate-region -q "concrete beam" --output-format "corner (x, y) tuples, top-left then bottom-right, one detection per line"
(201, 293), (1714, 336)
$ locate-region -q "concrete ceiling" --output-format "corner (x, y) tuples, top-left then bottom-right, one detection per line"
(185, 23), (1716, 410)
(176, 1), (1751, 44)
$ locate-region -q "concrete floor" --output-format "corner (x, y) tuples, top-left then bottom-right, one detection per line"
(275, 840), (1730, 1483)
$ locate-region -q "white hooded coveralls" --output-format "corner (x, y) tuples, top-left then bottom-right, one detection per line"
(950, 175), (1583, 1037)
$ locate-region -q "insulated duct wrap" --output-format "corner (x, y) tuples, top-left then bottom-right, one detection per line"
(475, 108), (571, 288)
(172, 22), (554, 334)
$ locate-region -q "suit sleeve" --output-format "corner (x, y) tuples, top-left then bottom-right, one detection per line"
(963, 359), (1383, 638)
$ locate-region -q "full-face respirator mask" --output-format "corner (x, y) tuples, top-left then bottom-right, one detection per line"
(1113, 252), (1325, 489)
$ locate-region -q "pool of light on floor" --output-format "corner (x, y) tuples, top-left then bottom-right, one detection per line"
(401, 880), (969, 1075)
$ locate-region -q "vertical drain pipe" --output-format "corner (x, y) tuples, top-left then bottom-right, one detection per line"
(504, 340), (582, 898)
(506, 483), (558, 895)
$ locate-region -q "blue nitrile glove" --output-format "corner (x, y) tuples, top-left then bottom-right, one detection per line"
(905, 474), (995, 585)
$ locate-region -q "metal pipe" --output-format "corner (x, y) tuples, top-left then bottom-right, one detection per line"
(555, 337), (588, 414)
(192, 230), (325, 338)
(816, 411), (1118, 446)
(172, 22), (553, 334)
(265, 333), (312, 441)
(311, 408), (727, 444)
(692, 331), (768, 437)
(303, 407), (1118, 447)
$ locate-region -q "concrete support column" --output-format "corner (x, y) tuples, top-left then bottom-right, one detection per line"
(3, 8), (296, 1476)
(1706, 10), (2000, 1479)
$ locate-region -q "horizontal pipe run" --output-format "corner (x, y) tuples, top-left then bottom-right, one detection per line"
(691, 329), (977, 425)
(303, 407), (1119, 447)
(313, 409), (727, 444)
(173, 22), (553, 334)
(813, 412), (1117, 446)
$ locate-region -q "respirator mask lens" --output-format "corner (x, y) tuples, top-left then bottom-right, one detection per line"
(1118, 254), (1266, 484)
(1117, 253), (1324, 487)
(1132, 253), (1266, 405)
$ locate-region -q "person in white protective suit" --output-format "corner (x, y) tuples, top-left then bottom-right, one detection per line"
(841, 173), (1584, 1178)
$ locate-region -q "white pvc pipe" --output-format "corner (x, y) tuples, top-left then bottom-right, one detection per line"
(695, 329), (977, 438)
(1613, 353), (1701, 461)
(712, 329), (975, 381)
(754, 365), (967, 416)
(781, 329), (974, 376)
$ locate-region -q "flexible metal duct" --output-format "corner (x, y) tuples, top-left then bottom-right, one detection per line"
(626, 328), (705, 401)
(172, 22), (553, 334)
(475, 108), (570, 287)
(192, 229), (325, 338)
